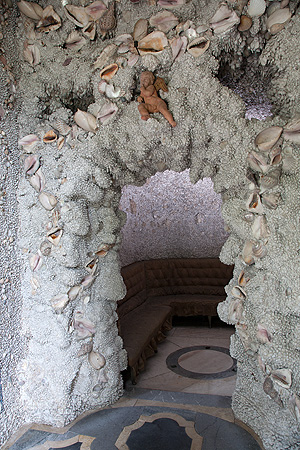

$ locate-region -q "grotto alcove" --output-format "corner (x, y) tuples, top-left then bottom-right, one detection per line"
(1, 1), (300, 449)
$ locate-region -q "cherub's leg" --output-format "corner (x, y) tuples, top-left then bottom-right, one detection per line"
(138, 103), (150, 121)
(158, 104), (177, 127)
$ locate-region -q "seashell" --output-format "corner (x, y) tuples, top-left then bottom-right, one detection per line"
(247, 0), (266, 17)
(252, 241), (267, 259)
(133, 19), (148, 42)
(247, 151), (269, 173)
(74, 312), (96, 339)
(24, 17), (36, 40)
(184, 28), (198, 41)
(290, 394), (300, 424)
(74, 109), (98, 133)
(24, 155), (40, 176)
(282, 154), (297, 173)
(252, 215), (270, 240)
(259, 167), (281, 191)
(269, 146), (282, 166)
(238, 15), (252, 31)
(283, 117), (300, 144)
(187, 37), (210, 58)
(77, 342), (93, 357)
(68, 285), (82, 301)
(171, 36), (187, 62)
(30, 277), (40, 291)
(99, 63), (118, 81)
(228, 298), (243, 324)
(150, 11), (179, 33)
(40, 240), (52, 256)
(99, 1), (116, 35)
(36, 5), (61, 33)
(138, 31), (168, 56)
(93, 44), (117, 70)
(43, 130), (57, 143)
(98, 370), (108, 383)
(98, 81), (121, 99)
(85, 1), (107, 21)
(244, 212), (254, 223)
(57, 136), (65, 150)
(97, 101), (118, 124)
(257, 355), (266, 373)
(63, 58), (72, 68)
(18, 134), (39, 150)
(263, 377), (283, 406)
(255, 126), (283, 152)
(82, 21), (97, 40)
(23, 41), (40, 66)
(242, 240), (255, 265)
(47, 227), (63, 246)
(52, 119), (71, 136)
(246, 192), (264, 214)
(39, 192), (58, 211)
(95, 243), (113, 257)
(231, 285), (246, 300)
(65, 31), (87, 51)
(88, 350), (106, 370)
(266, 8), (291, 34)
(128, 54), (139, 67)
(51, 293), (69, 313)
(17, 0), (43, 20)
(261, 191), (281, 209)
(86, 258), (98, 275)
(64, 5), (89, 28)
(257, 324), (272, 344)
(157, 0), (185, 7)
(271, 368), (292, 389)
(238, 270), (250, 287)
(81, 273), (95, 289)
(210, 3), (240, 34)
(29, 168), (45, 192)
(196, 24), (209, 34)
(29, 253), (42, 272)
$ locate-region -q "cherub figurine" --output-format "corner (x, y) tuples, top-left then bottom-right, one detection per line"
(137, 71), (176, 127)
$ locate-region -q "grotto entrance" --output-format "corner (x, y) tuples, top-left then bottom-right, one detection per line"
(117, 169), (235, 388)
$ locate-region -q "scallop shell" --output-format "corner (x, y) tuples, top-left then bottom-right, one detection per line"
(47, 227), (63, 246)
(242, 240), (255, 265)
(252, 215), (270, 240)
(29, 168), (45, 192)
(266, 8), (291, 34)
(246, 192), (264, 214)
(150, 11), (179, 33)
(52, 120), (71, 136)
(210, 3), (240, 33)
(261, 191), (281, 209)
(82, 21), (97, 40)
(88, 351), (106, 370)
(238, 15), (252, 31)
(255, 126), (283, 152)
(40, 240), (52, 256)
(43, 130), (57, 143)
(247, 0), (266, 17)
(17, 0), (43, 20)
(97, 101), (118, 124)
(68, 285), (82, 301)
(39, 192), (58, 211)
(36, 6), (62, 33)
(232, 285), (246, 300)
(74, 109), (98, 133)
(65, 31), (87, 51)
(51, 294), (69, 313)
(171, 36), (187, 62)
(283, 117), (300, 143)
(99, 63), (118, 81)
(85, 1), (107, 21)
(138, 31), (168, 56)
(29, 253), (42, 272)
(133, 18), (148, 42)
(64, 5), (89, 28)
(93, 44), (117, 70)
(257, 324), (272, 344)
(271, 368), (292, 389)
(24, 155), (40, 176)
(187, 37), (210, 57)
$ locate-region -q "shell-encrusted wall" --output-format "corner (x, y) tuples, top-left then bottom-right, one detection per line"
(1, 0), (300, 448)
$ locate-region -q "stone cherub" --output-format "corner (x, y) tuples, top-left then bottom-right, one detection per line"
(137, 71), (177, 127)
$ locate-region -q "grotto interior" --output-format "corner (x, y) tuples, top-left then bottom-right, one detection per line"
(0, 0), (300, 449)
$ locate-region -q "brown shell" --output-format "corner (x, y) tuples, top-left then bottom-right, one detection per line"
(99, 63), (118, 81)
(43, 130), (57, 143)
(238, 15), (252, 31)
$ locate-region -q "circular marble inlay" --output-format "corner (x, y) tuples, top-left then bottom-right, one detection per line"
(166, 346), (237, 379)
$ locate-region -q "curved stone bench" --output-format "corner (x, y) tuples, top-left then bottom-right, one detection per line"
(118, 258), (233, 384)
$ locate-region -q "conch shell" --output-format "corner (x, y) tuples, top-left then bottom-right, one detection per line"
(74, 109), (98, 133)
(138, 31), (168, 56)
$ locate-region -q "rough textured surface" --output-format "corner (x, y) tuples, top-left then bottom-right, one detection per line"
(0, 0), (300, 449)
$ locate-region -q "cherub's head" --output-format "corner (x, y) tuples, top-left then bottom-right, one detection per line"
(140, 71), (155, 88)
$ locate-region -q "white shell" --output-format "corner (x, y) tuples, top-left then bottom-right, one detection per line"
(252, 215), (270, 240)
(266, 8), (291, 34)
(17, 0), (43, 20)
(138, 31), (168, 56)
(149, 11), (179, 33)
(157, 0), (185, 8)
(65, 31), (87, 51)
(247, 0), (266, 17)
(68, 285), (82, 301)
(29, 253), (42, 272)
(97, 101), (118, 124)
(210, 3), (240, 33)
(36, 5), (61, 33)
(74, 109), (98, 133)
(29, 168), (45, 192)
(23, 42), (40, 66)
(242, 240), (255, 265)
(64, 5), (89, 28)
(88, 351), (106, 370)
(187, 37), (210, 57)
(271, 368), (292, 389)
(93, 44), (117, 70)
(24, 155), (40, 175)
(47, 227), (63, 246)
(255, 126), (283, 152)
(171, 36), (187, 62)
(85, 1), (107, 21)
(246, 192), (264, 214)
(39, 192), (58, 211)
(18, 134), (39, 150)
(51, 294), (69, 313)
(133, 19), (148, 41)
(231, 285), (246, 300)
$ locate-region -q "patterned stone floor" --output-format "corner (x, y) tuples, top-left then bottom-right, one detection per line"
(3, 318), (264, 450)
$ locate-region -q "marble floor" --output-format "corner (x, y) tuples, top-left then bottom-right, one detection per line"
(3, 317), (265, 450)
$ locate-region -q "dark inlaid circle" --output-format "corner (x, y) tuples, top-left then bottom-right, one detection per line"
(166, 346), (237, 379)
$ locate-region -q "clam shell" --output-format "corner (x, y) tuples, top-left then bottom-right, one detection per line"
(24, 155), (40, 176)
(74, 109), (98, 133)
(187, 37), (210, 57)
(255, 126), (283, 152)
(64, 5), (89, 28)
(97, 101), (118, 124)
(29, 168), (45, 192)
(88, 351), (106, 370)
(17, 0), (43, 20)
(68, 285), (82, 301)
(252, 215), (270, 240)
(29, 253), (42, 272)
(150, 11), (179, 33)
(232, 285), (246, 300)
(39, 192), (58, 211)
(36, 6), (61, 33)
(266, 8), (291, 34)
(85, 1), (107, 21)
(133, 19), (148, 42)
(262, 191), (281, 209)
(82, 21), (97, 40)
(47, 227), (63, 246)
(271, 368), (292, 389)
(246, 192), (264, 214)
(43, 130), (57, 143)
(40, 240), (52, 256)
(171, 36), (187, 62)
(99, 63), (118, 81)
(138, 31), (168, 56)
(257, 324), (272, 344)
(242, 240), (255, 265)
(247, 0), (266, 17)
(51, 294), (69, 313)
(93, 44), (117, 70)
(65, 31), (87, 51)
(238, 15), (252, 31)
